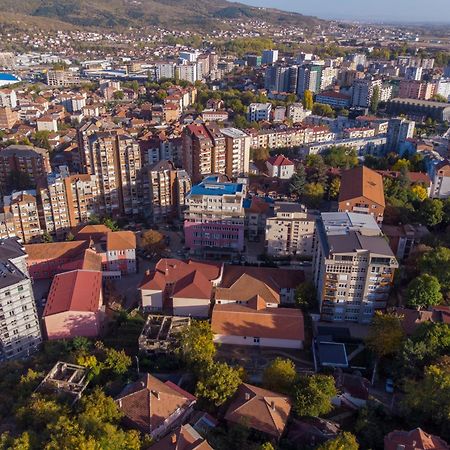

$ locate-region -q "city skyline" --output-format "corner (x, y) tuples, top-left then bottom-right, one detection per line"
(238, 0), (450, 23)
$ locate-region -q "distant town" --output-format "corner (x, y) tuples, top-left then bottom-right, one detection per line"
(0, 5), (449, 450)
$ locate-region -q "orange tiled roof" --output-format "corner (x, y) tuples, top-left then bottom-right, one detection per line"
(106, 231), (136, 251)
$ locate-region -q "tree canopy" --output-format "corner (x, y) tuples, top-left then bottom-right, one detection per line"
(262, 358), (298, 394)
(407, 274), (443, 309)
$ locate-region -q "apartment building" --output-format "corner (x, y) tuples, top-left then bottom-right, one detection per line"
(4, 191), (43, 243)
(184, 176), (246, 256)
(398, 80), (435, 101)
(46, 70), (80, 87)
(182, 124), (226, 183)
(0, 107), (18, 130)
(0, 145), (51, 190)
(148, 160), (192, 222)
(220, 128), (251, 178)
(266, 202), (316, 257)
(0, 238), (42, 362)
(287, 103), (311, 123)
(386, 118), (415, 152)
(65, 174), (99, 226)
(0, 89), (17, 108)
(338, 166), (385, 223)
(247, 103), (272, 122)
(351, 78), (382, 108)
(429, 159), (450, 199)
(313, 212), (398, 324)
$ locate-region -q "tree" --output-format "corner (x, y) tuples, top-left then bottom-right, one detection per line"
(42, 232), (53, 243)
(419, 198), (444, 227)
(102, 217), (119, 231)
(292, 374), (337, 417)
(140, 229), (166, 258)
(260, 443), (275, 450)
(407, 274), (443, 308)
(370, 85), (380, 114)
(289, 165), (307, 197)
(195, 361), (243, 406)
(251, 147), (269, 162)
(366, 311), (405, 358)
(33, 130), (51, 150)
(103, 348), (132, 375)
(323, 146), (358, 169)
(355, 403), (393, 450)
(262, 358), (298, 394)
(312, 102), (335, 118)
(181, 320), (216, 368)
(419, 247), (450, 295)
(303, 183), (325, 208)
(328, 177), (341, 200)
(302, 90), (313, 111)
(295, 281), (317, 311)
(113, 90), (124, 100)
(411, 184), (428, 201)
(317, 432), (359, 450)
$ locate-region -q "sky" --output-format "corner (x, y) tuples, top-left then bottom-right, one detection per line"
(237, 0), (450, 23)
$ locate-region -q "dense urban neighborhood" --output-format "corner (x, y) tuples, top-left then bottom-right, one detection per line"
(0, 1), (449, 449)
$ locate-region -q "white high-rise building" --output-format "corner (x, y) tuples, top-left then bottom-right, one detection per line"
(220, 128), (251, 178)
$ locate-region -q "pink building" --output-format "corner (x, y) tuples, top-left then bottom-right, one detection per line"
(43, 269), (104, 340)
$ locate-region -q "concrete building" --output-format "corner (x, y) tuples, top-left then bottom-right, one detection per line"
(265, 155), (295, 179)
(0, 89), (17, 108)
(387, 98), (450, 122)
(220, 128), (251, 178)
(0, 107), (18, 130)
(338, 166), (385, 223)
(266, 202), (316, 257)
(429, 159), (450, 199)
(313, 212), (398, 324)
(351, 78), (382, 108)
(398, 80), (435, 100)
(287, 103), (311, 123)
(387, 118), (415, 152)
(184, 176), (246, 256)
(0, 238), (42, 361)
(405, 66), (423, 81)
(262, 49), (279, 65)
(46, 70), (80, 87)
(297, 64), (322, 95)
(248, 103), (272, 122)
(316, 91), (351, 109)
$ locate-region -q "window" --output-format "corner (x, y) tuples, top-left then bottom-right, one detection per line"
(253, 337), (260, 343)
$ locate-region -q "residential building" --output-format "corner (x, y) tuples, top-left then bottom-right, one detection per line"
(36, 115), (58, 132)
(46, 70), (80, 87)
(387, 118), (415, 152)
(248, 103), (272, 122)
(139, 258), (222, 317)
(104, 231), (137, 275)
(42, 269), (104, 340)
(151, 424), (213, 450)
(387, 98), (450, 122)
(384, 428), (449, 450)
(184, 176), (246, 255)
(405, 66), (423, 81)
(297, 64), (322, 95)
(0, 145), (51, 189)
(225, 384), (292, 441)
(265, 155), (295, 179)
(220, 128), (251, 178)
(316, 91), (351, 109)
(64, 174), (99, 227)
(265, 65), (298, 93)
(429, 159), (450, 199)
(382, 224), (429, 260)
(313, 212), (398, 324)
(0, 88), (17, 108)
(116, 373), (196, 439)
(266, 202), (316, 257)
(262, 49), (279, 65)
(0, 238), (42, 361)
(4, 191), (43, 243)
(351, 78), (382, 108)
(287, 103), (311, 123)
(338, 166), (385, 223)
(244, 196), (272, 241)
(0, 107), (18, 130)
(399, 80), (435, 100)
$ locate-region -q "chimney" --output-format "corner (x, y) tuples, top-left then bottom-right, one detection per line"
(244, 392), (250, 401)
(271, 401), (275, 410)
(118, 399), (122, 408)
(171, 433), (177, 444)
(145, 269), (150, 276)
(152, 390), (160, 400)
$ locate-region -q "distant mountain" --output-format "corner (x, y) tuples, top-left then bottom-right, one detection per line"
(0, 0), (323, 30)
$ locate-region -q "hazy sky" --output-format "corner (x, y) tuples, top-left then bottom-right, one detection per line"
(238, 0), (450, 23)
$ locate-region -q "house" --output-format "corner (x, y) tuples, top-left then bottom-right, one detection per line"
(150, 424), (213, 450)
(430, 159), (450, 199)
(266, 155), (295, 179)
(333, 372), (370, 410)
(104, 231), (137, 274)
(116, 373), (196, 440)
(390, 306), (450, 335)
(219, 265), (304, 304)
(338, 166), (385, 223)
(384, 428), (449, 450)
(43, 270), (104, 340)
(211, 296), (305, 349)
(139, 259), (222, 317)
(225, 383), (291, 441)
(288, 417), (340, 449)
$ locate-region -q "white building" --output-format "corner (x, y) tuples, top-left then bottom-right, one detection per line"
(387, 118), (415, 152)
(220, 128), (251, 178)
(352, 78), (382, 108)
(248, 103), (272, 122)
(0, 89), (17, 108)
(265, 154), (295, 179)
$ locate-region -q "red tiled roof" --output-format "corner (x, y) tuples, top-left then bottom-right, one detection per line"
(106, 231), (136, 251)
(267, 154), (294, 167)
(384, 428), (449, 450)
(43, 269), (102, 316)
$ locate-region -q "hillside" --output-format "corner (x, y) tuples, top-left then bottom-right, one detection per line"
(0, 0), (323, 31)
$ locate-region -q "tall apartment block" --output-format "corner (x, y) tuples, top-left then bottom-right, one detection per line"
(313, 212), (398, 324)
(351, 78), (382, 108)
(182, 124), (226, 183)
(220, 128), (251, 178)
(148, 160), (191, 222)
(3, 191), (43, 243)
(0, 145), (51, 191)
(0, 107), (18, 130)
(265, 202), (316, 257)
(386, 118), (415, 152)
(184, 176), (246, 256)
(0, 238), (42, 361)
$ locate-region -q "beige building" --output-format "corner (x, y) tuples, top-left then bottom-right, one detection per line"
(46, 70), (80, 87)
(220, 128), (251, 178)
(266, 202), (316, 257)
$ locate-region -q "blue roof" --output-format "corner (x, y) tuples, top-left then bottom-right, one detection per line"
(190, 179), (243, 196)
(0, 73), (19, 81)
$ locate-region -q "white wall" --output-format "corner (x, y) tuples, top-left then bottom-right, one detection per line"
(141, 289), (163, 311)
(172, 297), (211, 318)
(214, 334), (303, 349)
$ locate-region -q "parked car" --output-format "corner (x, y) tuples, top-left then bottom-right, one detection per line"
(385, 378), (394, 393)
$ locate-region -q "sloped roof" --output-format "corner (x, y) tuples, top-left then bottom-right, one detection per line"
(150, 424), (213, 450)
(225, 383), (292, 438)
(339, 166), (385, 207)
(43, 269), (102, 316)
(384, 428), (449, 450)
(172, 270), (212, 300)
(25, 240), (89, 261)
(116, 374), (195, 434)
(267, 154), (294, 167)
(106, 231), (136, 251)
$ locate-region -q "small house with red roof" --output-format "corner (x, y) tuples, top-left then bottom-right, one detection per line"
(43, 269), (104, 340)
(384, 428), (449, 450)
(266, 154), (295, 179)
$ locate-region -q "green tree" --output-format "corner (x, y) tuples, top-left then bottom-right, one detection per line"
(292, 374), (337, 417)
(303, 182), (325, 208)
(33, 130), (51, 150)
(419, 247), (450, 295)
(262, 358), (298, 394)
(102, 217), (120, 231)
(103, 348), (132, 375)
(407, 274), (443, 308)
(355, 403), (393, 450)
(366, 311), (405, 358)
(181, 320), (216, 368)
(370, 85), (380, 114)
(317, 432), (359, 450)
(295, 281), (317, 311)
(113, 90), (124, 100)
(328, 177), (341, 200)
(419, 198), (444, 227)
(260, 443), (275, 450)
(251, 147), (269, 162)
(195, 361), (243, 406)
(323, 146), (358, 169)
(289, 165), (307, 197)
(312, 102), (335, 118)
(42, 232), (54, 243)
(302, 90), (313, 110)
